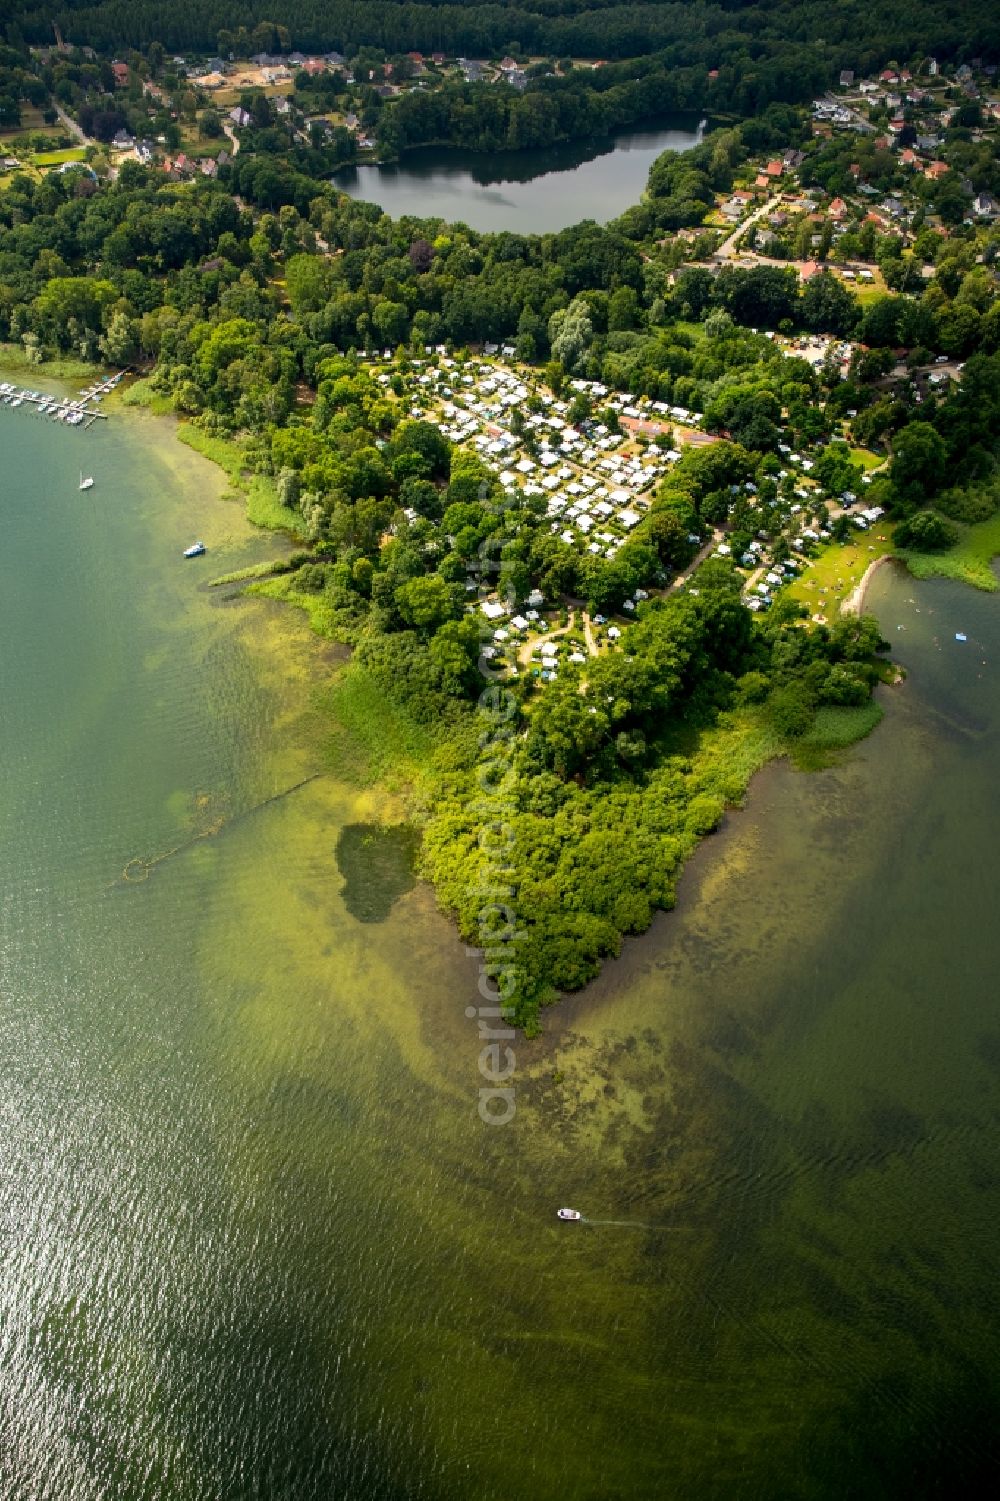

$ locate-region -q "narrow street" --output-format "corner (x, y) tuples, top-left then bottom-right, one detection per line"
(714, 194), (782, 260)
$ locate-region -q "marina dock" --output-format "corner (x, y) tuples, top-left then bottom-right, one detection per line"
(0, 370), (126, 429)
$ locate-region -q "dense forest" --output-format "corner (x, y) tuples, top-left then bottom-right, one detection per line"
(4, 96), (999, 1023)
(3, 0), (1000, 1028)
(7, 2), (999, 74)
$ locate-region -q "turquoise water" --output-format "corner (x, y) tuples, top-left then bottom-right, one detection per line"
(2, 388), (999, 1497)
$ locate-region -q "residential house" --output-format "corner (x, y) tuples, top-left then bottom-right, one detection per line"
(110, 61), (129, 87)
(924, 160), (950, 180)
(839, 70), (854, 87)
(765, 159), (783, 178)
(229, 107), (251, 127)
(112, 128), (135, 149)
(828, 197), (848, 219)
(973, 192), (997, 217)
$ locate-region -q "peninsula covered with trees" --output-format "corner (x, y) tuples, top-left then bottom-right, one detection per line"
(3, 6), (1000, 1029)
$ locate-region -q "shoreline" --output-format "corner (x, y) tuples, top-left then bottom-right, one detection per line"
(2, 356), (889, 1033)
(349, 110), (709, 174)
(841, 552), (895, 616)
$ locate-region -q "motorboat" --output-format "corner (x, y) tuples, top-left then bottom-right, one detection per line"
(183, 541), (206, 558)
(557, 1207), (582, 1221)
(79, 472), (94, 491)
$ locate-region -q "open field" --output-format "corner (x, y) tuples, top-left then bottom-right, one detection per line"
(787, 526), (896, 615)
(31, 147), (87, 166)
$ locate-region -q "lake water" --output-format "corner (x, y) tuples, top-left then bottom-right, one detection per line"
(2, 383), (1000, 1498)
(333, 119), (706, 233)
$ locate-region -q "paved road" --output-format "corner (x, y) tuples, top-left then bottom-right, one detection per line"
(715, 195), (782, 260)
(54, 102), (91, 147)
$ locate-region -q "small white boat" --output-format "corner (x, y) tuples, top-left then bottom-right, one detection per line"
(183, 541), (206, 558)
(79, 472), (94, 491)
(557, 1207), (582, 1222)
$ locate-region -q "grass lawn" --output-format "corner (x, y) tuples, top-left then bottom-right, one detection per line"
(787, 526), (895, 615)
(0, 106), (48, 139)
(849, 445), (884, 471)
(671, 320), (707, 344)
(854, 281), (886, 306)
(31, 147), (86, 166)
(898, 510), (1000, 592)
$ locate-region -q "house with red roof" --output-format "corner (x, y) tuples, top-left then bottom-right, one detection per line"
(925, 160), (950, 179)
(111, 61), (129, 87)
(828, 197), (848, 220)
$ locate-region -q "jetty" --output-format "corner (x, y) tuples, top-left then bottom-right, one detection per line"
(0, 369), (127, 430)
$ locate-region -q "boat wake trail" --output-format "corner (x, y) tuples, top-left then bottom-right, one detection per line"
(579, 1217), (691, 1231)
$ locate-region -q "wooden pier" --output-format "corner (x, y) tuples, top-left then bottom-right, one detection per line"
(0, 370), (126, 429)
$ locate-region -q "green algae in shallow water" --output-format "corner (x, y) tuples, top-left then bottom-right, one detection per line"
(4, 396), (1000, 1500)
(335, 821), (421, 922)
